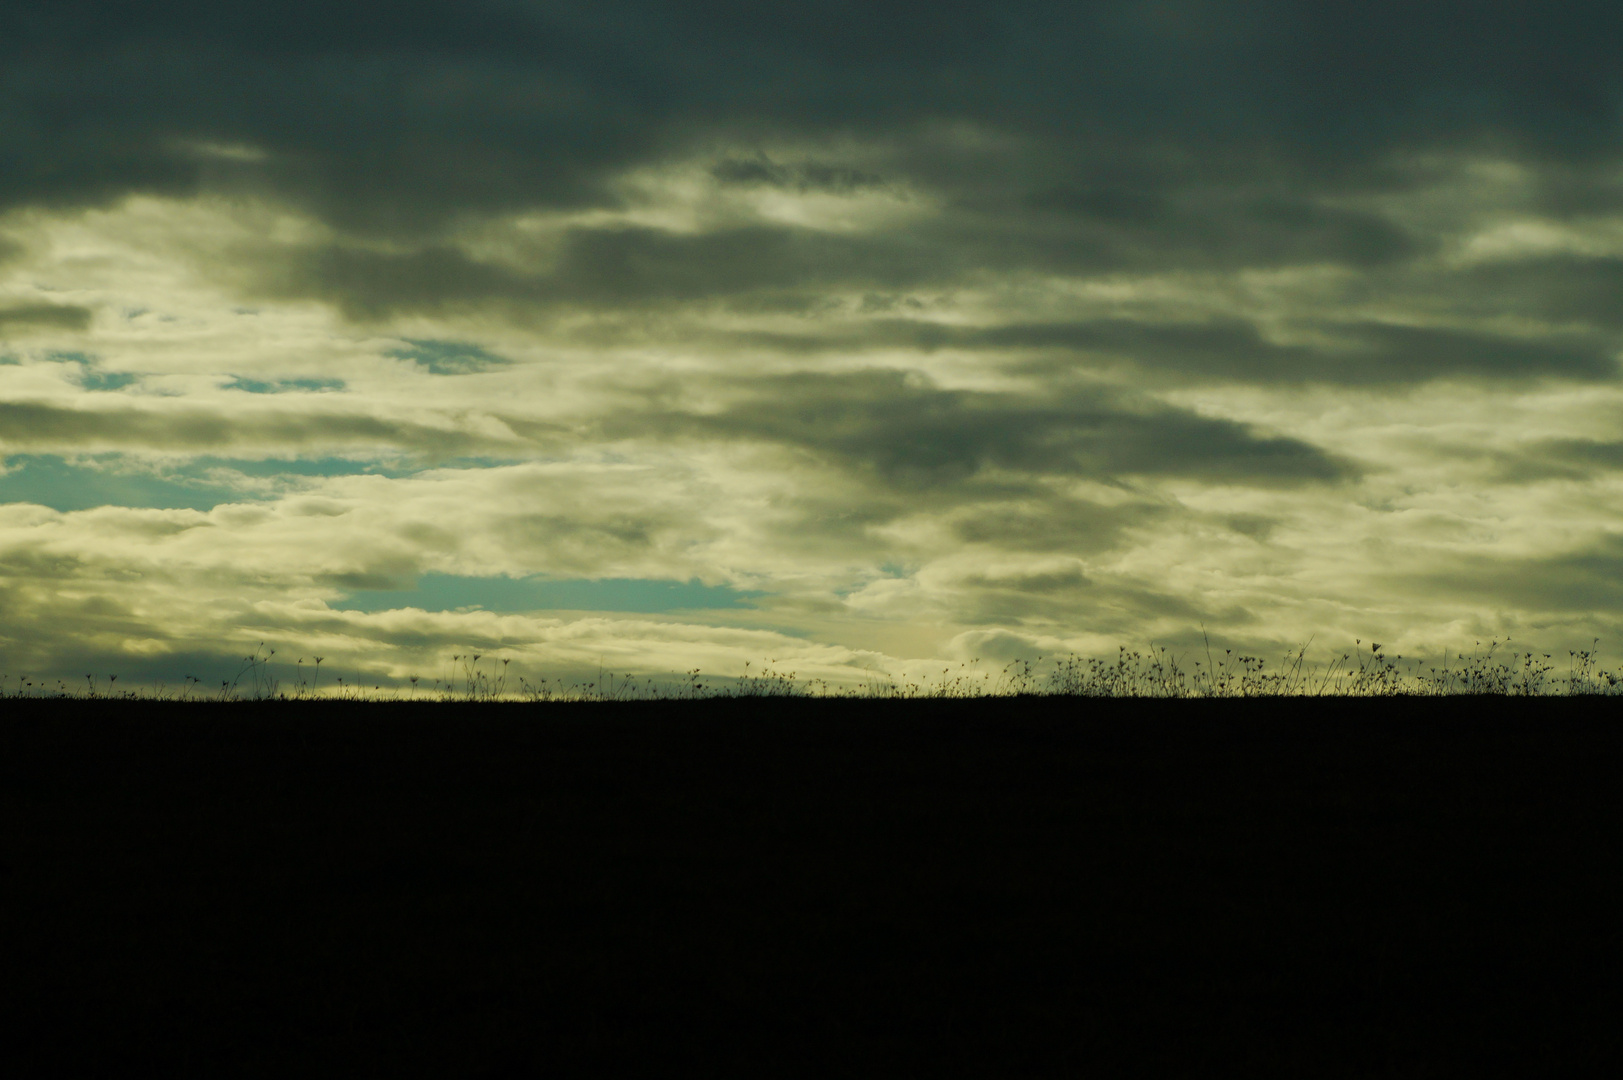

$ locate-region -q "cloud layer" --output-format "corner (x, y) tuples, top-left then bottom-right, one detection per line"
(3, 2), (1623, 688)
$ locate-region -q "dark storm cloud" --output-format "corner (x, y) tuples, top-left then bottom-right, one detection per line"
(620, 370), (1355, 487)
(9, 3), (1623, 398)
(0, 380), (1350, 488)
(0, 3), (663, 228)
(5, 1), (1620, 232)
(261, 197), (1426, 320)
(259, 225), (947, 318)
(1342, 324), (1618, 382)
(0, 303), (93, 333)
(993, 185), (1424, 270)
(1459, 255), (1623, 330)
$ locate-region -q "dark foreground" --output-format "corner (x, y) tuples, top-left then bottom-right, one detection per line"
(3, 697), (1621, 1075)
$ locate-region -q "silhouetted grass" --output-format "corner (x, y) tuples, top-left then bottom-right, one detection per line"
(9, 635), (1623, 702)
(8, 661), (1622, 1075)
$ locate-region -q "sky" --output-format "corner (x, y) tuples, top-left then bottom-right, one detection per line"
(2, 1), (1622, 692)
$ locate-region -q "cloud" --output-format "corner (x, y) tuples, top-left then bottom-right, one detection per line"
(999, 186), (1425, 271)
(1332, 323), (1618, 382)
(1416, 534), (1623, 617)
(945, 627), (1052, 663)
(1494, 438), (1623, 483)
(639, 370), (1357, 487)
(726, 315), (1618, 385)
(4, 2), (1623, 688)
(949, 496), (1164, 554)
(257, 225), (940, 319)
(0, 401), (517, 458)
(6, 1), (1620, 243)
(711, 155), (885, 193)
(0, 303), (93, 333)
(1460, 254), (1623, 330)
(944, 560), (1096, 624)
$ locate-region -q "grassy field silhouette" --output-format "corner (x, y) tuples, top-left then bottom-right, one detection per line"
(15, 635), (1623, 701)
(5, 693), (1621, 1074)
(5, 633), (1622, 1074)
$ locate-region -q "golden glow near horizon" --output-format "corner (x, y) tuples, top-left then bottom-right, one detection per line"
(3, 4), (1623, 690)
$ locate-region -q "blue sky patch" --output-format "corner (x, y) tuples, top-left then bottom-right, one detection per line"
(0, 454), (476, 511)
(224, 376), (345, 393)
(79, 370), (138, 391)
(29, 351), (139, 390)
(341, 573), (763, 614)
(388, 339), (511, 375)
(0, 455), (244, 512)
(196, 455), (383, 479)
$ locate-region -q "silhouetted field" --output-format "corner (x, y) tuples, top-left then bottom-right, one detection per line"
(4, 697), (1621, 1074)
(16, 635), (1623, 702)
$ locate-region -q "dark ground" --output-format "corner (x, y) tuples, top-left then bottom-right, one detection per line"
(2, 696), (1620, 1076)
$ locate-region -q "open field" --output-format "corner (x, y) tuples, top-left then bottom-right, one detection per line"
(4, 697), (1621, 1074)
